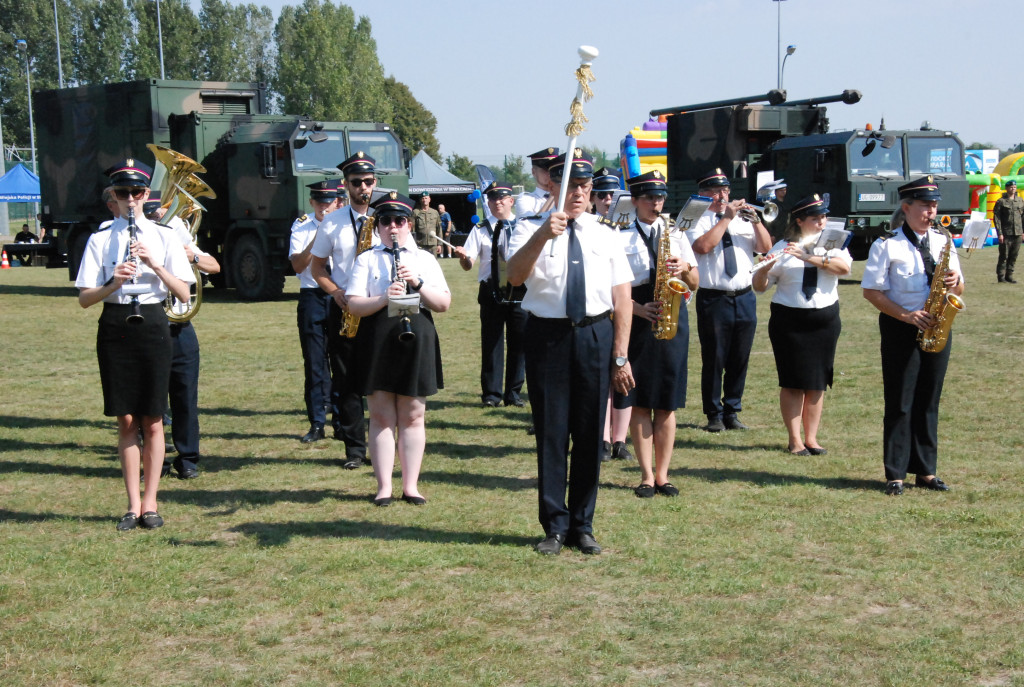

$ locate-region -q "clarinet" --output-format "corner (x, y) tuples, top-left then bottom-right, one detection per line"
(125, 207), (145, 325)
(391, 233), (416, 342)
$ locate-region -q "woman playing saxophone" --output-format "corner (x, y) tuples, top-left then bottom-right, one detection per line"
(861, 176), (965, 496)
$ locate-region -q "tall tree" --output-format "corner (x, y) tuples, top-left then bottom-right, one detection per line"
(70, 0), (131, 86)
(382, 76), (439, 159)
(445, 153), (475, 182)
(273, 0), (391, 122)
(501, 153), (533, 190)
(0, 0), (63, 153)
(126, 0), (201, 80)
(198, 0), (273, 83)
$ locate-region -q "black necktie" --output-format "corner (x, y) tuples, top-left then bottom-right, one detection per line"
(801, 262), (818, 300)
(490, 220), (506, 296)
(636, 220), (658, 285)
(721, 227), (737, 278)
(903, 224), (934, 282)
(566, 219), (586, 324)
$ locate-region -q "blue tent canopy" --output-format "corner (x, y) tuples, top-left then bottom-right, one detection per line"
(0, 163), (41, 202)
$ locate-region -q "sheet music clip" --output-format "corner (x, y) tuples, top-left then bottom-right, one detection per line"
(388, 293), (420, 317)
(121, 283), (150, 296)
(675, 195), (713, 230)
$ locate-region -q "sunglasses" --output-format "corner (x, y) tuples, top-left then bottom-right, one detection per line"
(113, 188), (147, 200)
(348, 177), (375, 187)
(378, 216), (409, 228)
(596, 191), (615, 199)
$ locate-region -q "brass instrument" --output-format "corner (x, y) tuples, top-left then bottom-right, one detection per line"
(339, 215), (376, 337)
(147, 144), (216, 324)
(917, 226), (965, 353)
(125, 207), (144, 325)
(739, 200), (779, 223)
(652, 213), (691, 340)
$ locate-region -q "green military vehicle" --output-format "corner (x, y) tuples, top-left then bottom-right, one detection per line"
(33, 79), (409, 299)
(652, 90), (969, 258)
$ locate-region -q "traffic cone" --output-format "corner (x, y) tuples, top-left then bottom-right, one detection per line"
(1, 251), (10, 269)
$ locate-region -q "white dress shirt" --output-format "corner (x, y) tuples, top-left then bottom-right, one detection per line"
(685, 210), (757, 291)
(312, 206), (378, 290)
(861, 227), (963, 311)
(507, 212), (633, 319)
(289, 214), (322, 289)
(620, 217), (697, 287)
(761, 236), (852, 308)
(347, 236), (450, 300)
(514, 188), (550, 218)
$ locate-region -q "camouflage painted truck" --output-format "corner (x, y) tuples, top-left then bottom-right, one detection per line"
(651, 90), (969, 258)
(34, 79), (408, 299)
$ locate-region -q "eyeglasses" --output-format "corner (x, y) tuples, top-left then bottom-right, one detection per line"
(348, 177), (375, 187)
(596, 191), (615, 199)
(112, 188), (147, 200)
(378, 216), (409, 228)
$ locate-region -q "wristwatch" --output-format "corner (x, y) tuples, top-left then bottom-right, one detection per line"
(411, 277), (425, 292)
(613, 356), (628, 368)
(191, 253), (200, 265)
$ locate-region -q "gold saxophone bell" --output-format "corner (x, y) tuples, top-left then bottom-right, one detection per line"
(340, 215), (377, 338)
(917, 226), (965, 353)
(653, 213), (691, 340)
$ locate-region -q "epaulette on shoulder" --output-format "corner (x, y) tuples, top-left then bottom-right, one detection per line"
(597, 216), (616, 228)
(475, 220), (488, 229)
(298, 214), (309, 222)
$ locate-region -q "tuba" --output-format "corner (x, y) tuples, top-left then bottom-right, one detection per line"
(339, 215), (376, 337)
(146, 144), (216, 324)
(917, 226), (965, 353)
(652, 213), (692, 340)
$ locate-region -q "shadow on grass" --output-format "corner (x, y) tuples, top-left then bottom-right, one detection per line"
(425, 441), (529, 460)
(0, 508), (112, 524)
(201, 406), (300, 418)
(669, 466), (878, 491)
(0, 457), (122, 479)
(418, 469), (534, 491)
(229, 518), (536, 548)
(0, 414), (114, 430)
(0, 284), (80, 297)
(159, 488), (369, 510)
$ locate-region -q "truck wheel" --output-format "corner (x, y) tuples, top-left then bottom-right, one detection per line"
(230, 234), (284, 300)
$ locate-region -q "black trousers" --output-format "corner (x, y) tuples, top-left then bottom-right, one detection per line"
(879, 314), (952, 480)
(525, 315), (611, 538)
(168, 322), (200, 472)
(327, 301), (367, 459)
(297, 288), (334, 427)
(695, 288), (757, 420)
(478, 282), (528, 405)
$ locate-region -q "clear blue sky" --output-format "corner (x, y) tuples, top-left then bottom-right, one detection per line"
(195, 0), (1024, 166)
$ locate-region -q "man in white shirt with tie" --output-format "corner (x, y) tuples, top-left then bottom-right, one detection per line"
(514, 147), (559, 218)
(685, 168), (772, 433)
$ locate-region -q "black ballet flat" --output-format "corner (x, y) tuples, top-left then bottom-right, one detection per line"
(807, 447), (828, 456)
(373, 496), (393, 507)
(402, 494), (427, 506)
(116, 513), (138, 531)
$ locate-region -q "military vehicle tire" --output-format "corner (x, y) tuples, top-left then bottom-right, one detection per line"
(230, 234), (284, 300)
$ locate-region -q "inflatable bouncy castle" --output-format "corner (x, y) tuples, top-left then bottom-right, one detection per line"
(621, 117), (669, 182)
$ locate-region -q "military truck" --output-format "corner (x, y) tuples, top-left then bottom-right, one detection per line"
(33, 79), (409, 298)
(652, 90), (969, 258)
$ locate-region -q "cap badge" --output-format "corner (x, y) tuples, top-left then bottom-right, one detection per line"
(126, 158), (134, 167)
(357, 151), (365, 158)
(389, 191), (397, 200)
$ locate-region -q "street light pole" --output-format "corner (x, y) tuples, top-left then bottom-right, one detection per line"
(53, 0), (64, 88)
(773, 0), (788, 89)
(156, 0), (166, 79)
(780, 45), (797, 90)
(0, 84), (8, 237)
(15, 39), (40, 227)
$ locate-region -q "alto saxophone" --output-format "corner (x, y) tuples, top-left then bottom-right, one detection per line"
(339, 215), (376, 338)
(917, 226), (966, 353)
(652, 213), (691, 340)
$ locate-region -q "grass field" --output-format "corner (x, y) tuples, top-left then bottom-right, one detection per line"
(1, 248), (1023, 686)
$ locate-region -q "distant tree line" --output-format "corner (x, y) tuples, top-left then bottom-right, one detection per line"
(0, 0), (440, 162)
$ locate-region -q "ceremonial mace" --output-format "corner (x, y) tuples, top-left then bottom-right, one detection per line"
(550, 45), (598, 256)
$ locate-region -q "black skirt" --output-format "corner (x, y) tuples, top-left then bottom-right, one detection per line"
(353, 308), (443, 397)
(96, 303), (172, 417)
(614, 283), (689, 411)
(768, 301), (841, 390)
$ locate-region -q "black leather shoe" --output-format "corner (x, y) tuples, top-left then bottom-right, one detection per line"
(885, 481), (904, 496)
(483, 399), (500, 408)
(704, 417), (725, 433)
(600, 441), (612, 462)
(655, 482), (679, 497)
(723, 416), (748, 430)
(634, 483), (655, 499)
(915, 476), (950, 491)
(340, 456), (363, 470)
(301, 424), (326, 443)
(139, 511), (164, 529)
(402, 493), (427, 506)
(535, 533), (565, 555)
(177, 467), (199, 480)
(116, 513), (138, 531)
(373, 496), (392, 507)
(165, 442), (177, 453)
(526, 424), (535, 435)
(1007, 278), (1018, 284)
(505, 397), (525, 408)
(611, 441), (633, 461)
(789, 448), (811, 456)
(807, 447), (828, 456)
(573, 532), (602, 555)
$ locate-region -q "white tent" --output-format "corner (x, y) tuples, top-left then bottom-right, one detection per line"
(408, 151), (475, 194)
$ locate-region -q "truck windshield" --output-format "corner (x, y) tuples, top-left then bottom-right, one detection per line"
(908, 137), (963, 176)
(850, 138), (904, 178)
(348, 131), (403, 171)
(294, 131), (348, 172)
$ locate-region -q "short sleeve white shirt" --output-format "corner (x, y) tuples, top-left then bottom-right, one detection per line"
(289, 214), (321, 289)
(312, 206), (377, 290)
(347, 235), (450, 300)
(860, 226), (963, 312)
(620, 217), (698, 287)
(685, 210), (757, 291)
(761, 236), (852, 308)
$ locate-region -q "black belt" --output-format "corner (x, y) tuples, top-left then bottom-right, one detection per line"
(533, 310), (612, 328)
(300, 287), (324, 293)
(701, 285), (752, 298)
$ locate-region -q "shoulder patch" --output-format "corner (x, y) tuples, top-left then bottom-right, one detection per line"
(298, 214), (308, 222)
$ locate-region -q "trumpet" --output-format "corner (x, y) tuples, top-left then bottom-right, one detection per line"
(739, 200), (779, 223)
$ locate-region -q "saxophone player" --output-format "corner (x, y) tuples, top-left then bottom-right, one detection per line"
(311, 152), (379, 469)
(862, 176), (964, 496)
(615, 171), (698, 498)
